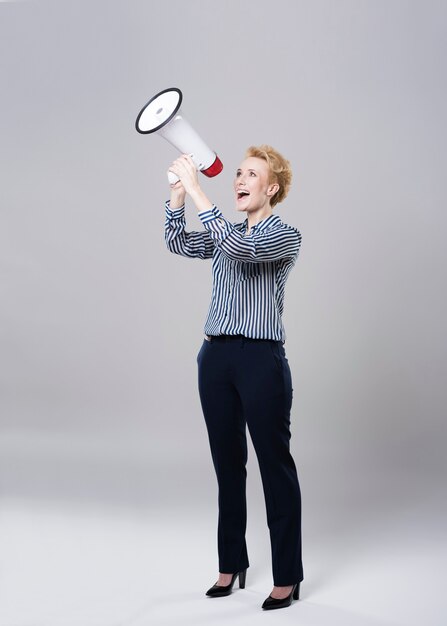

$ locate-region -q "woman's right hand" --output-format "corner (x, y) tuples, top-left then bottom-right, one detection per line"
(169, 178), (186, 209)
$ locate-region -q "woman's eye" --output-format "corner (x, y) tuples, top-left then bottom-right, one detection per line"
(236, 171), (241, 177)
(250, 172), (256, 176)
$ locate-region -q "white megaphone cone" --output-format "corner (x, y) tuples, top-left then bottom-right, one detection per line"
(135, 87), (223, 185)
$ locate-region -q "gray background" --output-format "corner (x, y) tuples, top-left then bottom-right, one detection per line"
(1, 1), (446, 625)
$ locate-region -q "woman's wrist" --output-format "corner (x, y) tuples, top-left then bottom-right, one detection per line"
(169, 190), (186, 209)
(189, 186), (213, 213)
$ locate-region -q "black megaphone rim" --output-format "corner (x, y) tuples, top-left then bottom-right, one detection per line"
(135, 87), (183, 135)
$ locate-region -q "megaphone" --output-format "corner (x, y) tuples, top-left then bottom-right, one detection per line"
(135, 87), (223, 185)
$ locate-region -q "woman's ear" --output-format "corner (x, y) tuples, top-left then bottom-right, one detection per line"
(267, 182), (280, 197)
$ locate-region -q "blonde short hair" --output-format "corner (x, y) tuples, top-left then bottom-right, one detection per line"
(245, 145), (292, 208)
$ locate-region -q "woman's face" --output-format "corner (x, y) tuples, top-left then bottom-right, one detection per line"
(234, 157), (278, 213)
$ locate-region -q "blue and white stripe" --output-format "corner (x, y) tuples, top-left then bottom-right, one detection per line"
(165, 201), (302, 342)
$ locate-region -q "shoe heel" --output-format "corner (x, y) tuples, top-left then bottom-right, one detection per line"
(293, 582), (300, 600)
(239, 569), (247, 589)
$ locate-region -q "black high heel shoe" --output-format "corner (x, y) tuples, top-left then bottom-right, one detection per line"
(205, 569), (247, 597)
(261, 581), (300, 610)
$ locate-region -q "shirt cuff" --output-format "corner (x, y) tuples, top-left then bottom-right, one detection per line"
(165, 200), (185, 219)
(197, 205), (232, 239)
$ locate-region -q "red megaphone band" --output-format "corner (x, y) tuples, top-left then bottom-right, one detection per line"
(202, 155), (223, 178)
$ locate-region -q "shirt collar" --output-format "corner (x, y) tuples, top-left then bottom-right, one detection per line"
(241, 213), (282, 233)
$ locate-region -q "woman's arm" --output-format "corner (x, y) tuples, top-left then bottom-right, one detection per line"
(164, 155), (215, 259)
(197, 205), (302, 263)
(168, 154), (214, 213)
(165, 201), (214, 259)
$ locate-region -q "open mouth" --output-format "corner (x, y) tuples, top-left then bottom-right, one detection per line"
(237, 190), (250, 200)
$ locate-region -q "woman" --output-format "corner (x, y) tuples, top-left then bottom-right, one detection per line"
(165, 145), (303, 611)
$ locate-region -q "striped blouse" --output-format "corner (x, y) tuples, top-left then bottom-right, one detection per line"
(164, 201), (302, 342)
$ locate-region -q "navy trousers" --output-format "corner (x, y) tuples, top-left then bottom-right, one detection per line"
(197, 334), (303, 587)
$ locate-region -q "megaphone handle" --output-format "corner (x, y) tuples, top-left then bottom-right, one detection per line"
(168, 170), (180, 185)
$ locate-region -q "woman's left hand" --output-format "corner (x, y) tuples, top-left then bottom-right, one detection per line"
(168, 154), (200, 196)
